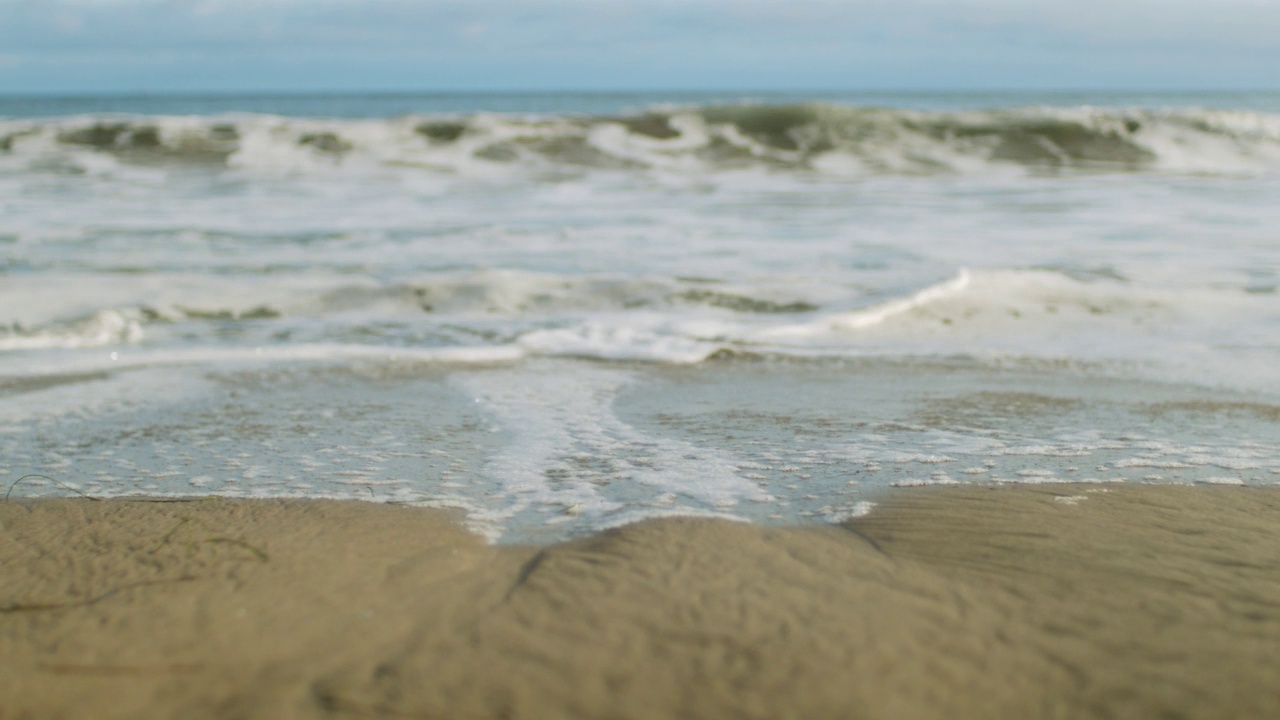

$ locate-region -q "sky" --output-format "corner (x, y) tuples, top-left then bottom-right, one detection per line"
(1, 0), (1279, 94)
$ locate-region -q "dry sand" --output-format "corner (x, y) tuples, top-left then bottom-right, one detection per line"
(3, 484), (1280, 719)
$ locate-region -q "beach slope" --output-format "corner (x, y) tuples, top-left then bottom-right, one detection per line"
(3, 485), (1279, 719)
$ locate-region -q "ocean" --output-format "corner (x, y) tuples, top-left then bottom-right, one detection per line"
(2, 91), (1278, 542)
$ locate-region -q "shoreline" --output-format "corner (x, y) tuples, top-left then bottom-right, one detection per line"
(4, 484), (1280, 718)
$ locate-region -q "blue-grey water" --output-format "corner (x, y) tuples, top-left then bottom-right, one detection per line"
(6, 90), (1280, 118)
(2, 91), (1278, 541)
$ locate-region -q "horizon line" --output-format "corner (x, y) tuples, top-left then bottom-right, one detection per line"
(3, 87), (1278, 99)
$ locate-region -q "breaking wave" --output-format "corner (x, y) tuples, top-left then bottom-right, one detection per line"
(4, 103), (1280, 176)
(4, 268), (1269, 371)
(0, 309), (143, 351)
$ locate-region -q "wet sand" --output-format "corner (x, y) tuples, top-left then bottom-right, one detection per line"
(3, 484), (1280, 719)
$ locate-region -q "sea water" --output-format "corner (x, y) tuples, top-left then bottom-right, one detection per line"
(1, 91), (1278, 542)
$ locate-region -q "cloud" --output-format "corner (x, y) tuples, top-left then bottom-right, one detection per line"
(1, 1), (1275, 49)
(1, 0), (1278, 91)
(53, 11), (84, 33)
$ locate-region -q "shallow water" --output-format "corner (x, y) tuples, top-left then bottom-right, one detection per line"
(2, 91), (1278, 541)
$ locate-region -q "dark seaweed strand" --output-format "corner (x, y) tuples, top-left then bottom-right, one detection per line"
(4, 474), (101, 502)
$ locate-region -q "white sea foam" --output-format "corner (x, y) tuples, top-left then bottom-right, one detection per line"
(1198, 476), (1246, 485)
(0, 309), (143, 350)
(516, 317), (722, 364)
(5, 97), (1280, 541)
(6, 104), (1280, 179)
(755, 270), (971, 340)
(1, 264), (1274, 394)
(451, 364), (771, 540)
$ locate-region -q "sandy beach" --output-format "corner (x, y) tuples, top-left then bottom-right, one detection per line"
(7, 91), (1280, 720)
(3, 484), (1279, 719)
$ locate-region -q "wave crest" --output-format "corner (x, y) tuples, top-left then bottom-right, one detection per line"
(4, 103), (1280, 176)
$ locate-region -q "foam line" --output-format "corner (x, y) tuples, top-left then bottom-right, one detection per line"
(755, 270), (972, 340)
